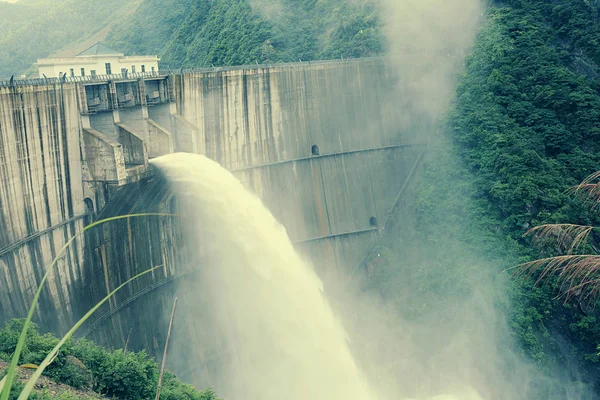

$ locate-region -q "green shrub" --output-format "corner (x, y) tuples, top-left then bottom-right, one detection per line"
(71, 340), (157, 400)
(0, 320), (218, 400)
(159, 372), (218, 400)
(0, 319), (59, 367)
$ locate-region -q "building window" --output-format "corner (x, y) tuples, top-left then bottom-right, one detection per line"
(105, 63), (111, 75)
(81, 68), (85, 76)
(369, 216), (378, 227)
(69, 68), (74, 77)
(90, 70), (96, 76)
(141, 65), (145, 72)
(311, 145), (320, 156)
(151, 66), (155, 72)
(121, 68), (127, 76)
(131, 65), (136, 73)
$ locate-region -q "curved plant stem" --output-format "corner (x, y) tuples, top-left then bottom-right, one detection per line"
(0, 213), (175, 400)
(18, 265), (162, 399)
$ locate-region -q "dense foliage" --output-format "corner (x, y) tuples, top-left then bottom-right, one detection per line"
(0, 320), (218, 400)
(364, 0), (600, 395)
(106, 0), (383, 68)
(450, 0), (600, 371)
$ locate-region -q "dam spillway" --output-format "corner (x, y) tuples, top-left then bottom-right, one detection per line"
(0, 58), (427, 375)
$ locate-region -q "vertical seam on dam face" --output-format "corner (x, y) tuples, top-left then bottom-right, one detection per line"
(12, 91), (32, 236)
(242, 73), (251, 166)
(61, 86), (75, 218)
(201, 75), (211, 160)
(339, 149), (357, 231)
(264, 68), (274, 161)
(22, 92), (40, 232)
(36, 102), (53, 228)
(222, 75), (231, 166)
(0, 108), (9, 247)
(51, 96), (66, 220)
(310, 157), (331, 263)
(57, 87), (77, 317)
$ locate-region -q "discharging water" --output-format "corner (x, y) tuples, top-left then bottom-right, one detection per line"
(151, 153), (483, 400)
(151, 153), (377, 400)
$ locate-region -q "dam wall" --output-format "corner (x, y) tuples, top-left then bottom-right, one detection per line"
(0, 58), (427, 373)
(175, 59), (427, 271)
(0, 84), (87, 331)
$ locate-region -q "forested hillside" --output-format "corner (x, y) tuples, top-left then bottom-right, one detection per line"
(106, 0), (383, 68)
(0, 0), (140, 77)
(0, 1), (46, 36)
(449, 0), (600, 370)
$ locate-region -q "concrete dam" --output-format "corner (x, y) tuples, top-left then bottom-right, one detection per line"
(0, 58), (427, 382)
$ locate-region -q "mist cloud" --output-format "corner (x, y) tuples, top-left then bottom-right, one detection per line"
(379, 0), (483, 119)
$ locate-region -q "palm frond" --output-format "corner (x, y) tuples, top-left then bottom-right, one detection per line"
(580, 171), (600, 186)
(525, 224), (594, 254)
(568, 183), (600, 210)
(515, 170), (600, 304)
(513, 255), (600, 301)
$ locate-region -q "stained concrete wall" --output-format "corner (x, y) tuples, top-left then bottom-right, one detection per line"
(82, 128), (127, 183)
(176, 60), (420, 167)
(173, 58), (427, 274)
(79, 178), (184, 357)
(0, 84), (86, 332)
(119, 107), (148, 139)
(89, 112), (118, 141)
(0, 85), (179, 345)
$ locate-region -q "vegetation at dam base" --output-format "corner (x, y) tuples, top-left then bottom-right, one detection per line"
(0, 320), (218, 400)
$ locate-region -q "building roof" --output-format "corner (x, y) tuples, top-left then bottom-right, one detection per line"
(76, 42), (124, 57)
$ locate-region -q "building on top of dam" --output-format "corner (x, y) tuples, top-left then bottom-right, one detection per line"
(36, 42), (160, 79)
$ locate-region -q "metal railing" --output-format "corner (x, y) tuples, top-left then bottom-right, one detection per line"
(0, 56), (385, 88)
(0, 71), (168, 88)
(176, 56), (384, 75)
(0, 51), (465, 88)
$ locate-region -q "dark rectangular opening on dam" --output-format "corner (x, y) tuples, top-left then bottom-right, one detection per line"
(84, 83), (113, 114)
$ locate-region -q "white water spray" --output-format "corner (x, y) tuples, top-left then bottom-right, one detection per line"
(151, 153), (484, 400)
(151, 153), (377, 400)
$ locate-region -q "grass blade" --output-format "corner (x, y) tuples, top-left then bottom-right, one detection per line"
(18, 265), (162, 400)
(0, 213), (174, 400)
